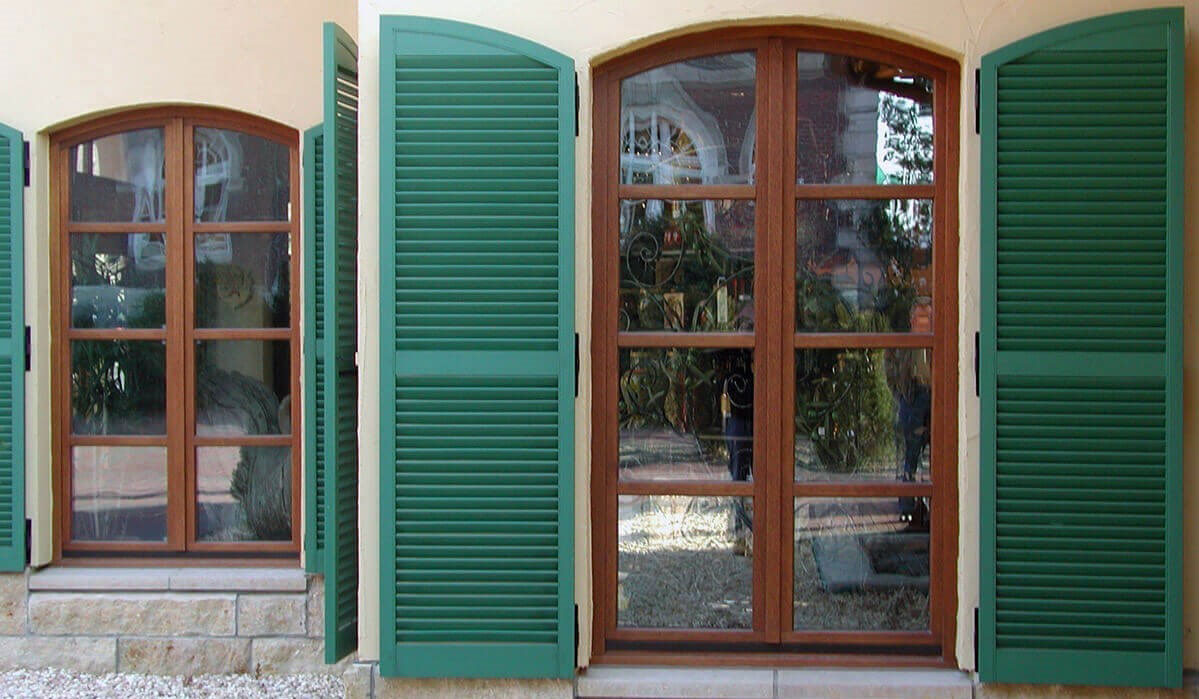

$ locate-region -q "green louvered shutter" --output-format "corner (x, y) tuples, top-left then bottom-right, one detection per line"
(980, 8), (1183, 688)
(0, 124), (23, 572)
(379, 16), (575, 678)
(303, 124), (326, 575)
(320, 21), (360, 664)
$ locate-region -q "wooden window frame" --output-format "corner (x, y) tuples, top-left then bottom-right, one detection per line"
(51, 106), (301, 562)
(590, 26), (960, 665)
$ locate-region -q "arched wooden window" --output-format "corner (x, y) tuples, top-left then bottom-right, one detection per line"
(52, 107), (300, 559)
(591, 26), (960, 662)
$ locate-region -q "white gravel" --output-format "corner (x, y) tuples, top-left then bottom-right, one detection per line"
(0, 669), (344, 698)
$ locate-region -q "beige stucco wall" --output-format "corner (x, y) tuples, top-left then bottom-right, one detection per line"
(0, 0), (357, 563)
(357, 0), (1199, 671)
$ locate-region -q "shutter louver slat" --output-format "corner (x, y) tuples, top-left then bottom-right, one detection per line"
(380, 16), (575, 679)
(303, 126), (327, 574)
(980, 8), (1183, 688)
(320, 21), (359, 664)
(0, 124), (24, 572)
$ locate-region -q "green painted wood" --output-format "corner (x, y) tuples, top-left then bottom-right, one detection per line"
(320, 21), (360, 665)
(980, 8), (1184, 689)
(302, 123), (325, 576)
(0, 124), (23, 573)
(379, 15), (575, 679)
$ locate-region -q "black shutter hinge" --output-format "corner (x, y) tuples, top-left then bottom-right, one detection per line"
(974, 69), (981, 135)
(974, 331), (980, 397)
(24, 326), (30, 372)
(24, 519), (30, 566)
(973, 606), (979, 670)
(574, 332), (580, 397)
(574, 72), (580, 137)
(22, 141), (29, 187)
(573, 603), (580, 663)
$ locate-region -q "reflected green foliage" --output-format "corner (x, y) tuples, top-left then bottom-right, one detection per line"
(795, 320), (897, 473)
(620, 200), (754, 332)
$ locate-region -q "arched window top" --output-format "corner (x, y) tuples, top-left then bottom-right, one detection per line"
(56, 107), (295, 226)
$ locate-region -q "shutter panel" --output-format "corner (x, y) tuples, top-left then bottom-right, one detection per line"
(980, 8), (1183, 688)
(0, 124), (22, 572)
(303, 124), (326, 575)
(379, 16), (575, 678)
(321, 21), (360, 664)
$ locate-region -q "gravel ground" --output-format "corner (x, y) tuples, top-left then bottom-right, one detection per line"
(0, 669), (343, 699)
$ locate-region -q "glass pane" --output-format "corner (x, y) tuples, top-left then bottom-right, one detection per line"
(619, 495), (752, 628)
(796, 199), (932, 332)
(194, 128), (289, 222)
(71, 341), (166, 435)
(195, 233), (290, 328)
(620, 52), (756, 185)
(70, 233), (166, 329)
(794, 497), (929, 630)
(620, 199), (754, 332)
(196, 341), (291, 436)
(795, 349), (930, 482)
(71, 446), (167, 542)
(796, 53), (933, 185)
(196, 446), (292, 542)
(619, 348), (752, 481)
(70, 128), (165, 222)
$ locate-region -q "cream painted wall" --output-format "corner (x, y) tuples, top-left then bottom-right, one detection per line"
(0, 0), (357, 564)
(357, 0), (1199, 671)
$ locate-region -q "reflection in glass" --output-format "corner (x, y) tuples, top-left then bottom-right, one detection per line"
(197, 446), (292, 542)
(618, 495), (752, 628)
(70, 129), (165, 222)
(196, 341), (291, 436)
(194, 128), (289, 222)
(796, 199), (932, 332)
(794, 498), (929, 630)
(619, 348), (752, 481)
(796, 53), (933, 185)
(795, 349), (931, 482)
(619, 199), (754, 332)
(71, 446), (167, 542)
(195, 233), (290, 328)
(620, 53), (756, 186)
(70, 233), (166, 329)
(71, 341), (166, 435)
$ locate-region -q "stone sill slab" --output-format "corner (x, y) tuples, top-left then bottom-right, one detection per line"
(28, 567), (307, 593)
(577, 666), (973, 699)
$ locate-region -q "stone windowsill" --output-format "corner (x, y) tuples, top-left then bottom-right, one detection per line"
(577, 667), (975, 699)
(28, 567), (307, 593)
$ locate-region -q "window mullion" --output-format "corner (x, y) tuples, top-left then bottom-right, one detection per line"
(164, 118), (188, 551)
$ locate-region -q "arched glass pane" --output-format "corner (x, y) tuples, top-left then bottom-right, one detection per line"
(796, 53), (933, 185)
(194, 128), (290, 222)
(70, 128), (165, 222)
(620, 53), (756, 186)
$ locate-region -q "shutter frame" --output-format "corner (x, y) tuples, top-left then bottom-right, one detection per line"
(303, 123), (325, 575)
(321, 20), (360, 664)
(0, 123), (23, 572)
(379, 15), (575, 679)
(980, 8), (1184, 688)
